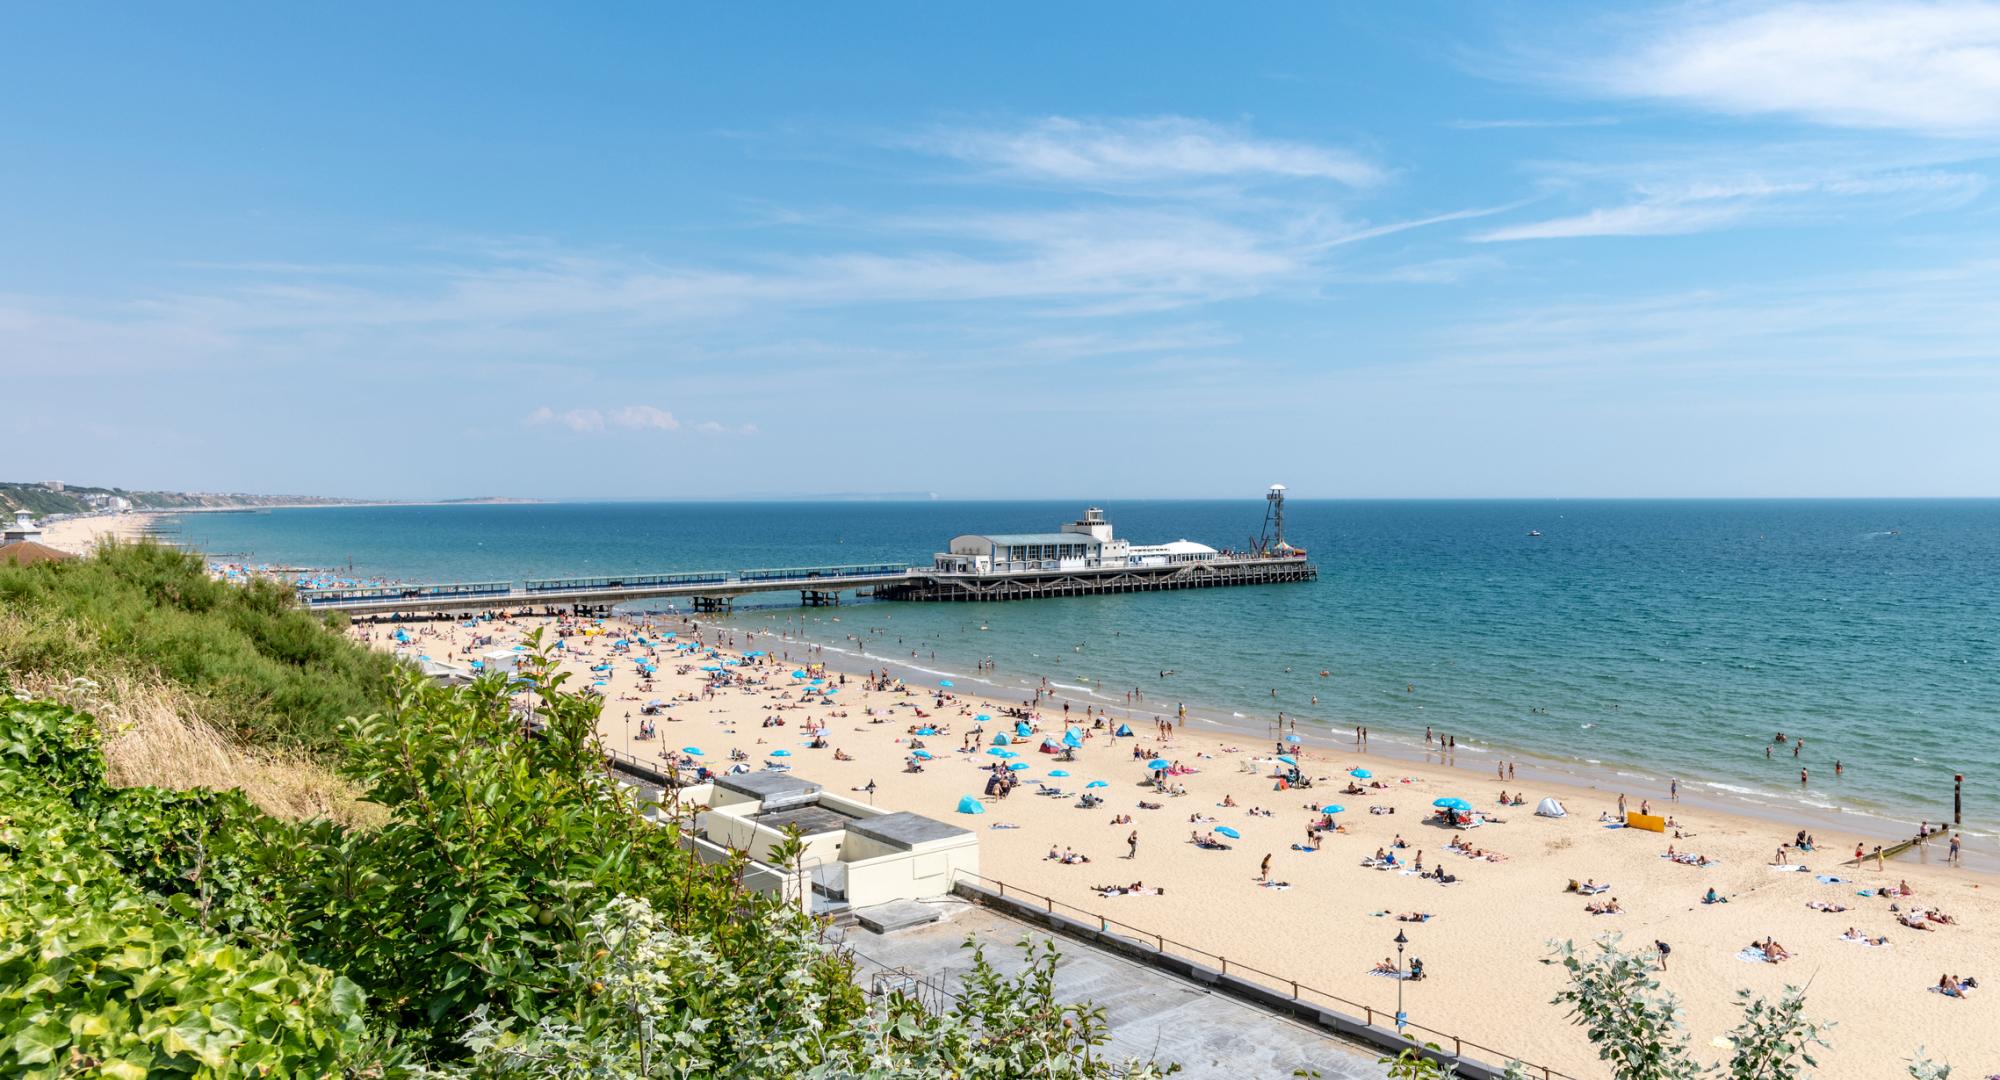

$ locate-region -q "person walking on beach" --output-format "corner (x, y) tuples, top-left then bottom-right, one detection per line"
(1126, 830), (1139, 859)
(1950, 833), (1962, 865)
(1670, 778), (1679, 801)
(1260, 853), (1272, 882)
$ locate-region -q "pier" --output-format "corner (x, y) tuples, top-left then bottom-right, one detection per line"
(293, 495), (1317, 616)
(294, 554), (1315, 615)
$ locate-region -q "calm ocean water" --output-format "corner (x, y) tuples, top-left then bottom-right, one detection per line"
(171, 499), (2000, 839)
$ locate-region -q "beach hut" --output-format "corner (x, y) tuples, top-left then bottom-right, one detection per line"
(1535, 797), (1567, 819)
(956, 796), (985, 815)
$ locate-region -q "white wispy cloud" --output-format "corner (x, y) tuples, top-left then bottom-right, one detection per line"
(1472, 166), (1986, 241)
(1586, 2), (2000, 137)
(610, 405), (679, 430)
(921, 115), (1383, 187)
(523, 404), (743, 434)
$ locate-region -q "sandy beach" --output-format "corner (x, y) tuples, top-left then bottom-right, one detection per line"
(38, 512), (154, 555)
(354, 609), (1999, 1078)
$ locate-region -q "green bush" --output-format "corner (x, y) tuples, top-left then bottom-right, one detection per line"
(0, 699), (371, 1077)
(0, 541), (397, 750)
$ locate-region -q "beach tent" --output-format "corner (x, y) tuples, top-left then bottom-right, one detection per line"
(1114, 724), (1134, 737)
(956, 796), (985, 815)
(1535, 797), (1567, 819)
(1038, 740), (1061, 755)
(1063, 728), (1083, 748)
(1014, 721), (1033, 737)
(992, 733), (1011, 745)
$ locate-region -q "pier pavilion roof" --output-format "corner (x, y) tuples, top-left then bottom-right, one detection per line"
(953, 533), (1102, 547)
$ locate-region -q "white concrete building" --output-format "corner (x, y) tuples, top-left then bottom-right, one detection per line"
(934, 506), (1217, 574)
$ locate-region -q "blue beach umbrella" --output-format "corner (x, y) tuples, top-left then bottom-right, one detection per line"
(745, 650), (765, 657)
(682, 747), (703, 756)
(1277, 755), (1298, 766)
(1086, 780), (1108, 789)
(1049, 770), (1070, 778)
(986, 748), (1010, 757)
(824, 688), (838, 695)
(1285, 733), (1302, 744)
(1433, 797), (1472, 811)
(1214, 826), (1241, 839)
(912, 749), (933, 760)
(1349, 768), (1373, 779)
(770, 749), (791, 758)
(792, 670), (808, 678)
(975, 714), (991, 722)
(700, 665), (721, 672)
(1006, 762), (1029, 771)
(1319, 804), (1345, 814)
(1146, 758), (1170, 771)
(939, 680), (954, 687)
(916, 727), (937, 736)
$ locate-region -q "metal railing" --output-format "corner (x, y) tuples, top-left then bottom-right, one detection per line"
(950, 869), (1583, 1080)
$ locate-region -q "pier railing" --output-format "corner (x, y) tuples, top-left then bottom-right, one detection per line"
(947, 869), (1582, 1080)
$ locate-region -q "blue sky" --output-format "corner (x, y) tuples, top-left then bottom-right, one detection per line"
(4, 3), (1998, 499)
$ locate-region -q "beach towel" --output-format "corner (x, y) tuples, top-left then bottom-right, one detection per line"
(1367, 968), (1414, 980)
(1289, 844), (1317, 853)
(1816, 875), (1849, 884)
(1769, 864), (1808, 873)
(1736, 947), (1776, 964)
(1839, 936), (1889, 948)
(1580, 883), (1611, 895)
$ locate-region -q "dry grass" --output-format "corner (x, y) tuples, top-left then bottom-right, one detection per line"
(24, 671), (383, 828)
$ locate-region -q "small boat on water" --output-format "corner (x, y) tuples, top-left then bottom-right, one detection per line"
(1527, 530), (1543, 538)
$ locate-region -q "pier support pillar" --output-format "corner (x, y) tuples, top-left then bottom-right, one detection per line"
(691, 596), (733, 614)
(801, 589), (841, 607)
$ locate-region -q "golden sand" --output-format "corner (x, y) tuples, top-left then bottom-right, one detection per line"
(361, 611), (1996, 1077)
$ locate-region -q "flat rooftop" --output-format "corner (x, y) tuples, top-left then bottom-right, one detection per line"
(844, 810), (972, 850)
(754, 803), (856, 836)
(838, 902), (1384, 1079)
(714, 771), (822, 806)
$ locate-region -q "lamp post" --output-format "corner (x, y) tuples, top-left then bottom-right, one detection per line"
(1394, 929), (1408, 1030)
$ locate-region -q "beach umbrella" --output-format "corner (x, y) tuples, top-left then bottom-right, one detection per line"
(956, 796), (984, 815)
(1214, 826), (1241, 839)
(1086, 780), (1108, 789)
(700, 665), (721, 672)
(1319, 804), (1345, 814)
(1284, 733), (1302, 744)
(1349, 768), (1372, 779)
(1049, 770), (1070, 777)
(825, 688), (838, 695)
(1433, 797), (1471, 811)
(791, 670), (808, 678)
(916, 727), (937, 736)
(745, 650), (765, 657)
(770, 749), (792, 758)
(986, 748), (1010, 757)
(682, 747), (703, 756)
(810, 677), (824, 685)
(939, 679), (954, 687)
(975, 714), (991, 722)
(1146, 758), (1171, 770)
(1277, 755), (1298, 766)
(912, 750), (933, 760)
(1007, 762), (1029, 771)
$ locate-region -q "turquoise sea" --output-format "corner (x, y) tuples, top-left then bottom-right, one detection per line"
(169, 499), (2000, 844)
